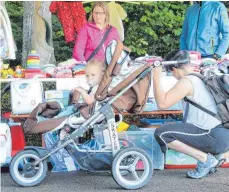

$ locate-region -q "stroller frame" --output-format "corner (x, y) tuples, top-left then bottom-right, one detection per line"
(9, 65), (154, 190)
(35, 65), (153, 164)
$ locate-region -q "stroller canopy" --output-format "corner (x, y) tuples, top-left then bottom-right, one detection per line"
(95, 40), (152, 114)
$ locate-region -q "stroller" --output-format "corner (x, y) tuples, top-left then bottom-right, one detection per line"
(9, 41), (189, 190)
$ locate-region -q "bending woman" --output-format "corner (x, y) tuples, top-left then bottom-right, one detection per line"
(73, 1), (119, 62)
(153, 50), (229, 179)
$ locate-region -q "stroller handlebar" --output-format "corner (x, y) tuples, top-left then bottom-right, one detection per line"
(145, 58), (189, 67)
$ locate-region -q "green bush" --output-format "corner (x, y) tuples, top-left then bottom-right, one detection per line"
(122, 2), (188, 57)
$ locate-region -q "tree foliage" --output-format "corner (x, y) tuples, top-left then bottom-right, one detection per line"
(5, 1), (229, 64)
(122, 2), (189, 57)
(5, 1), (189, 64)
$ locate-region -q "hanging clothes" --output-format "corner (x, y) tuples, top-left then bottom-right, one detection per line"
(0, 1), (16, 60)
(107, 2), (127, 42)
(49, 1), (87, 43)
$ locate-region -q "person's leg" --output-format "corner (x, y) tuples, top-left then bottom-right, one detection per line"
(154, 123), (212, 156)
(154, 123), (218, 179)
(167, 140), (208, 162)
(208, 126), (229, 170)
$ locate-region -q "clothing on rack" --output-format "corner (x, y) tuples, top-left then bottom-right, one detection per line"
(0, 1), (16, 60)
(107, 2), (127, 41)
(49, 1), (87, 43)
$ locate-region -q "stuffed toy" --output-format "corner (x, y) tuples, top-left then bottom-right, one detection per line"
(14, 65), (25, 78)
(0, 63), (14, 78)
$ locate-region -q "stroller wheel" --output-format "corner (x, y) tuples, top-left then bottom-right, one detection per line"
(10, 150), (48, 187)
(112, 147), (153, 190)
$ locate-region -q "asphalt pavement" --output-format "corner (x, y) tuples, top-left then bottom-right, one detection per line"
(1, 167), (229, 192)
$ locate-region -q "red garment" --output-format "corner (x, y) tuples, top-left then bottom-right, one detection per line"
(49, 1), (87, 43)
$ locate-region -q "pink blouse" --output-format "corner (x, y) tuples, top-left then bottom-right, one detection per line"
(73, 22), (120, 62)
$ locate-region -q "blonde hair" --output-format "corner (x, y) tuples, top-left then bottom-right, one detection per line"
(88, 1), (110, 27)
(86, 59), (106, 72)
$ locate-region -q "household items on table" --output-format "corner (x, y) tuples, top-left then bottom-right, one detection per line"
(2, 51), (229, 80)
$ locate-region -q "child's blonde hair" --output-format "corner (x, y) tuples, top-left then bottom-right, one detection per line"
(86, 59), (106, 72)
(88, 1), (110, 27)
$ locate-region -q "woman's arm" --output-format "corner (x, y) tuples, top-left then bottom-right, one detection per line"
(72, 25), (88, 61)
(74, 87), (95, 105)
(153, 67), (193, 109)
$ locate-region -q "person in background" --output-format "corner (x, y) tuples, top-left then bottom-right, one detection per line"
(153, 50), (229, 179)
(73, 1), (119, 62)
(180, 1), (229, 59)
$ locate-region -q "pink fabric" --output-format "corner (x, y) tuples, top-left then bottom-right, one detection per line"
(72, 22), (120, 61)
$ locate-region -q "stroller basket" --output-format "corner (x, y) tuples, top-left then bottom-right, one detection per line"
(66, 143), (113, 171)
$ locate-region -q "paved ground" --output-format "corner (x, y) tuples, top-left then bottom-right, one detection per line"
(1, 167), (229, 192)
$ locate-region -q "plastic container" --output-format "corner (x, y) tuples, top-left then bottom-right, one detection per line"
(119, 128), (164, 170)
(41, 64), (56, 76)
(94, 128), (164, 170)
(10, 125), (25, 156)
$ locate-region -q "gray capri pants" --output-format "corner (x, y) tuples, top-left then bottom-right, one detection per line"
(154, 123), (229, 155)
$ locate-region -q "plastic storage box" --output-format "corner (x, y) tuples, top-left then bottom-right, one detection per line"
(109, 129), (164, 170)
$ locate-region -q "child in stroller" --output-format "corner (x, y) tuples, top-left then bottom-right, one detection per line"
(59, 59), (106, 140)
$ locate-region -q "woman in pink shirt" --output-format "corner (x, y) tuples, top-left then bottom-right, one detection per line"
(73, 2), (120, 62)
